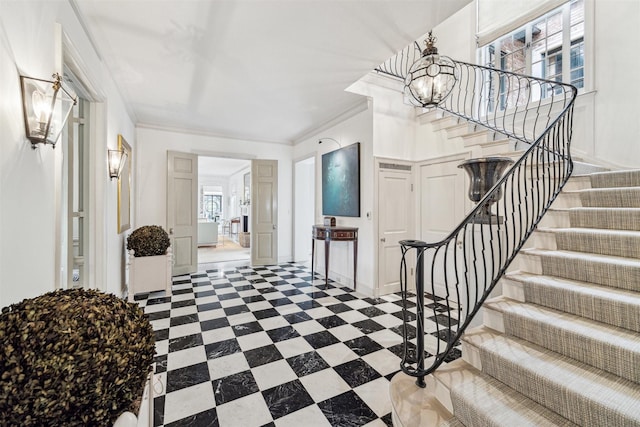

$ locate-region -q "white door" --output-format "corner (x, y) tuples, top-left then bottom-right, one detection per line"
(377, 162), (414, 295)
(419, 157), (468, 299)
(251, 159), (278, 265)
(167, 151), (198, 275)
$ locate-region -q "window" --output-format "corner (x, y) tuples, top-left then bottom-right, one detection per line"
(479, 0), (585, 103)
(203, 194), (222, 220)
(65, 96), (90, 288)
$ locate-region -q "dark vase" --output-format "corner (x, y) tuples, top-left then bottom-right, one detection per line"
(458, 157), (514, 224)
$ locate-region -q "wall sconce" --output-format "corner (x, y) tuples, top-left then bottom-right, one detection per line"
(108, 149), (128, 180)
(20, 73), (77, 148)
(404, 31), (457, 107)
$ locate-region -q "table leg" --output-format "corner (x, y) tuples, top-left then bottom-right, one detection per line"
(324, 239), (330, 287)
(311, 238), (315, 279)
(353, 239), (358, 291)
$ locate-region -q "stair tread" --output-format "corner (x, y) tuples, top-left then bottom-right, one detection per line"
(543, 207), (640, 230)
(505, 271), (640, 303)
(485, 296), (640, 382)
(463, 327), (640, 423)
(522, 247), (640, 266)
(565, 186), (640, 193)
(589, 169), (640, 188)
(438, 360), (577, 427)
(536, 227), (640, 237)
(485, 296), (640, 351)
(565, 207), (640, 212)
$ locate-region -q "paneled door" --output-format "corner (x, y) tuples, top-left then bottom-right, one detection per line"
(251, 160), (278, 265)
(377, 162), (414, 295)
(167, 151), (198, 276)
(419, 156), (468, 299)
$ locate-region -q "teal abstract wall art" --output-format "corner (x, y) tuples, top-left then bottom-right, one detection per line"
(322, 142), (360, 217)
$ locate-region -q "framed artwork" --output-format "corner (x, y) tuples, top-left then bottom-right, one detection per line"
(322, 142), (360, 217)
(117, 134), (132, 233)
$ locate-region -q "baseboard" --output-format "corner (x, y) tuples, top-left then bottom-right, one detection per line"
(327, 269), (355, 288)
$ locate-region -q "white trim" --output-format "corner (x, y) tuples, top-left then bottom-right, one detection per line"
(136, 122), (291, 146)
(416, 150), (472, 166)
(292, 99), (370, 145)
(191, 150), (256, 161)
(55, 23), (109, 292)
(354, 72), (405, 94)
(68, 0), (103, 62)
(292, 153), (316, 264)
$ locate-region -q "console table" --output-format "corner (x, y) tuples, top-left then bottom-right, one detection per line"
(311, 225), (358, 289)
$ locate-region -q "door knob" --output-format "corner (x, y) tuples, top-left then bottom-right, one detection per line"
(273, 224), (277, 229)
(380, 238), (386, 242)
(169, 228), (174, 235)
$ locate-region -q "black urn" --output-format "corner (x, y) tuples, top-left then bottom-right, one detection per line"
(458, 157), (514, 223)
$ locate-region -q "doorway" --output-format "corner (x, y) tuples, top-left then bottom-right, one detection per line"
(294, 156), (315, 264)
(197, 156), (251, 267)
(376, 160), (414, 295)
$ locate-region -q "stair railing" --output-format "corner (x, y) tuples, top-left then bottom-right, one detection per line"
(398, 60), (578, 386)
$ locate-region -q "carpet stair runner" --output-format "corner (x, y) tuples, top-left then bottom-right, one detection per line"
(391, 169), (640, 426)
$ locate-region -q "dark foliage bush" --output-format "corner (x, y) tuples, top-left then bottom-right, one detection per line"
(127, 225), (170, 257)
(0, 288), (155, 426)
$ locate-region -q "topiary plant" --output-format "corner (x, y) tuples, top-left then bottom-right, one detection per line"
(127, 225), (170, 257)
(0, 288), (155, 426)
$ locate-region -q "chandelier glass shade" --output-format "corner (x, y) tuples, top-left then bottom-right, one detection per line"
(404, 32), (457, 107)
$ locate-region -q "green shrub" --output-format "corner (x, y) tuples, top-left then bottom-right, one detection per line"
(0, 288), (155, 426)
(127, 225), (170, 257)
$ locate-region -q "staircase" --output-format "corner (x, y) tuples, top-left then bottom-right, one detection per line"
(391, 169), (640, 426)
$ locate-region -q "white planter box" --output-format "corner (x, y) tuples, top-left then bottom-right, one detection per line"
(114, 367), (156, 427)
(127, 248), (172, 302)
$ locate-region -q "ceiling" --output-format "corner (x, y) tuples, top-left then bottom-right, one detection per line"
(75, 0), (470, 144)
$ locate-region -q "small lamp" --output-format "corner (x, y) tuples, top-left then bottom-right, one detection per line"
(318, 138), (342, 148)
(404, 31), (457, 107)
(20, 73), (77, 148)
(108, 149), (127, 180)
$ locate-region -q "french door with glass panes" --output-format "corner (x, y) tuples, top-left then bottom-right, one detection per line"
(65, 97), (90, 288)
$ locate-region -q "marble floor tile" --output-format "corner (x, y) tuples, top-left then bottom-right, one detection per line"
(299, 368), (351, 403)
(213, 370), (259, 405)
(142, 263), (461, 426)
(215, 392), (272, 427)
(207, 352), (250, 381)
(163, 381), (216, 424)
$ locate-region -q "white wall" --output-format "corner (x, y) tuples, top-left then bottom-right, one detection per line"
(294, 104), (375, 293)
(294, 157), (315, 263)
(136, 127), (293, 262)
(589, 0), (640, 168)
(0, 1), (135, 306)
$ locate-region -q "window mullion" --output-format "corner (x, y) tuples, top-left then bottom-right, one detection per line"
(562, 2), (572, 85)
(525, 23), (533, 75)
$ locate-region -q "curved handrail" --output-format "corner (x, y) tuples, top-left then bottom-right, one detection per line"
(397, 59), (577, 384)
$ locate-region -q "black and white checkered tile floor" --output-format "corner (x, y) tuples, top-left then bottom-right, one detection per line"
(136, 263), (461, 427)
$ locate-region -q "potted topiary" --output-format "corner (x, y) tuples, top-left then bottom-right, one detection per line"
(127, 225), (172, 302)
(0, 288), (156, 426)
